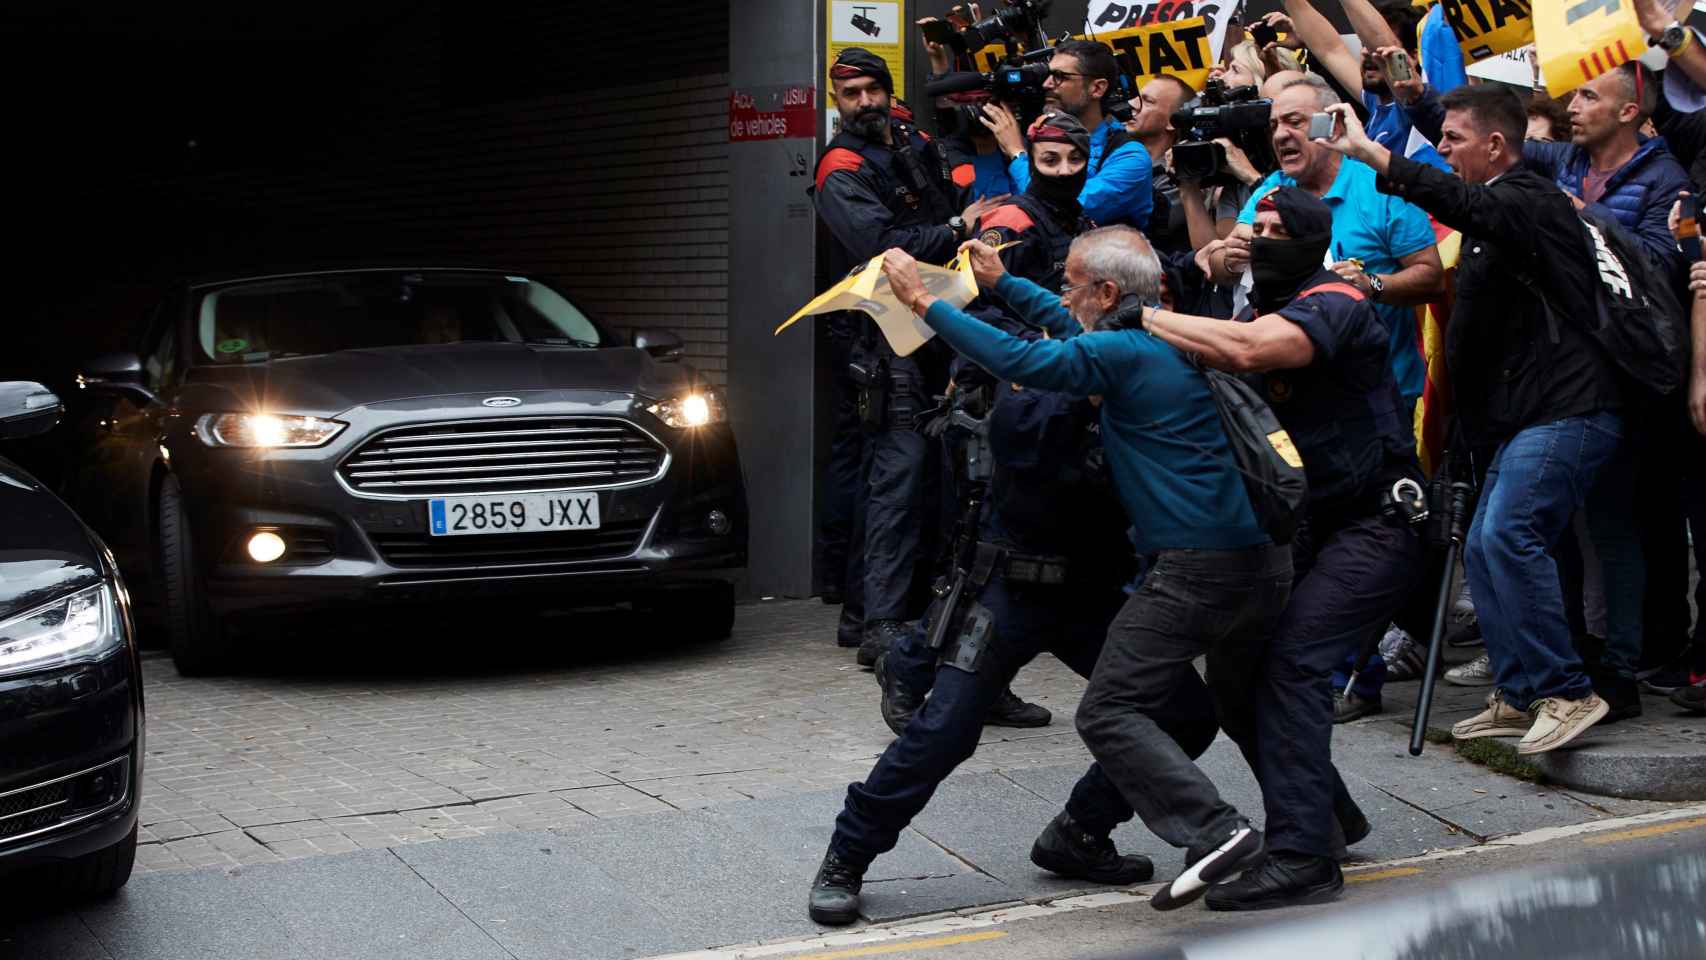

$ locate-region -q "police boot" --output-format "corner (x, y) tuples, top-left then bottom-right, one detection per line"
(807, 849), (865, 926)
(1203, 852), (1343, 912)
(986, 687), (1051, 727)
(836, 606), (864, 649)
(874, 653), (921, 736)
(858, 619), (908, 668)
(1030, 812), (1154, 885)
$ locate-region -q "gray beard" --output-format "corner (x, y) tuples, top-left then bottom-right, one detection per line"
(845, 111), (888, 140)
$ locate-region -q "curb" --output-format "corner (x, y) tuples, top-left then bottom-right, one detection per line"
(1426, 727), (1706, 801)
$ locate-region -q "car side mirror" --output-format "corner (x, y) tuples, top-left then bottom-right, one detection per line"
(0, 381), (64, 440)
(631, 328), (684, 362)
(78, 352), (157, 406)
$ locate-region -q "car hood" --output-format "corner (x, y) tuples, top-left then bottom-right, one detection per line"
(0, 457), (104, 622)
(177, 343), (696, 416)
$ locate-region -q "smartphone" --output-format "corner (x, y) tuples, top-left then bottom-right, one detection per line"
(1383, 50), (1415, 83)
(1250, 23), (1278, 47)
(921, 19), (959, 46)
(1307, 112), (1335, 140)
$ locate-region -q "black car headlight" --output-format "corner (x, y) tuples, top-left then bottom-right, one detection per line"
(647, 391), (727, 429)
(0, 584), (122, 678)
(195, 413), (346, 448)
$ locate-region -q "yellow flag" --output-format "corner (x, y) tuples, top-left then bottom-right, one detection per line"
(1534, 0), (1645, 96)
(973, 18), (1215, 93)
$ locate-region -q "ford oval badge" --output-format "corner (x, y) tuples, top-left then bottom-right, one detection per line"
(482, 396), (522, 408)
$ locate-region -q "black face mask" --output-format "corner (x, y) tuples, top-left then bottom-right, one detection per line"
(1250, 236), (1329, 313)
(1027, 165), (1087, 217)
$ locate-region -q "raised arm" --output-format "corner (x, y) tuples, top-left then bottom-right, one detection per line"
(1283, 0), (1365, 101)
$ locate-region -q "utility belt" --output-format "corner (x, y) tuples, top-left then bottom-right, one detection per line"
(848, 350), (930, 432)
(922, 540), (1073, 676)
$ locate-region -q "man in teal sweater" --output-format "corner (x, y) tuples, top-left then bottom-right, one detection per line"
(875, 227), (1289, 910)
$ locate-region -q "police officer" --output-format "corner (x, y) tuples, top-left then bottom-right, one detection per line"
(813, 48), (1007, 663)
(807, 373), (1220, 926)
(1140, 186), (1419, 910)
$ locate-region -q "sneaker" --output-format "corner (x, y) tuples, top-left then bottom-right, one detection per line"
(1381, 633), (1428, 683)
(986, 687), (1051, 728)
(1451, 690), (1532, 740)
(1445, 653), (1494, 687)
(1204, 853), (1344, 911)
(1446, 620), (1484, 648)
(1332, 691), (1382, 723)
(857, 619), (908, 668)
(1516, 693), (1609, 755)
(1670, 682), (1706, 714)
(807, 849), (865, 925)
(1150, 823), (1264, 912)
(1029, 812), (1154, 885)
(873, 653), (921, 737)
(836, 607), (863, 648)
(1640, 661), (1695, 694)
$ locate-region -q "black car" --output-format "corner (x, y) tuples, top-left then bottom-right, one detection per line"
(63, 268), (747, 674)
(0, 381), (143, 898)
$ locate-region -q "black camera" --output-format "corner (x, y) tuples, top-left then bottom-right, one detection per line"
(930, 0), (1053, 55)
(1169, 79), (1276, 188)
(925, 57), (1053, 130)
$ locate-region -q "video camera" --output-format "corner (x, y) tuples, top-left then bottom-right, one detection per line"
(1169, 78), (1276, 188)
(924, 56), (1054, 130)
(921, 0), (1053, 56)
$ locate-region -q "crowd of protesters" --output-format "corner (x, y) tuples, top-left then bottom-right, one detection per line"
(803, 0), (1706, 927)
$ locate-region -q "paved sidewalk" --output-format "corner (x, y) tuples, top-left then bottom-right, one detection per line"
(1, 600), (1690, 960)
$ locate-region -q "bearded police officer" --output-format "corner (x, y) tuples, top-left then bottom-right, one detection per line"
(813, 48), (1007, 662)
(1141, 186), (1417, 909)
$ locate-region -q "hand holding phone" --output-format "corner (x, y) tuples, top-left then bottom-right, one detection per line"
(1251, 23), (1278, 47)
(1307, 112), (1335, 141)
(1383, 50), (1414, 83)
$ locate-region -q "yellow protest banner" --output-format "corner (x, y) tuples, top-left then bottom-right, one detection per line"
(775, 254), (978, 357)
(1533, 0), (1646, 96)
(973, 18), (1215, 93)
(1439, 0), (1533, 64)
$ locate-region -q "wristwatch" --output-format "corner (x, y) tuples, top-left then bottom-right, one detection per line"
(949, 215), (968, 239)
(1366, 273), (1386, 301)
(1658, 21), (1692, 57)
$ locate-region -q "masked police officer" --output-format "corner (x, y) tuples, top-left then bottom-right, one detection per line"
(813, 48), (1007, 663)
(1140, 186), (1418, 909)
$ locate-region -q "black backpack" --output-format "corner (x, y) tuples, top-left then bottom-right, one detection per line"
(1526, 209), (1687, 397)
(1198, 366), (1309, 545)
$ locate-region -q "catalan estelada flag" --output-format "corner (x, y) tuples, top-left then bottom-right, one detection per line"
(1413, 221), (1458, 477)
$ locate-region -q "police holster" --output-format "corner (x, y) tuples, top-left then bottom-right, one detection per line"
(848, 351), (889, 432)
(926, 541), (1001, 674)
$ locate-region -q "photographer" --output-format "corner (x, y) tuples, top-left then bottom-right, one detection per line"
(1127, 74), (1198, 254)
(813, 47), (1007, 663)
(879, 227), (1291, 912)
(921, 16), (1016, 200)
(1141, 185), (1419, 908)
(1320, 86), (1624, 755)
(985, 40), (1154, 228)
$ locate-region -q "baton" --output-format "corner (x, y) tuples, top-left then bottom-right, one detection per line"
(1410, 482), (1474, 756)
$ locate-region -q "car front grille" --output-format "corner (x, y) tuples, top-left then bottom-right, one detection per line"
(0, 756), (129, 846)
(371, 518), (651, 568)
(340, 418), (667, 496)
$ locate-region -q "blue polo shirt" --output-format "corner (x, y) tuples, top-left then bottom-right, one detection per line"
(1238, 156), (1438, 401)
(1010, 117), (1153, 228)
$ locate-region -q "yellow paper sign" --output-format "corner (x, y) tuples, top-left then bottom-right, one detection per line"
(775, 254), (979, 357)
(973, 18), (1215, 93)
(1439, 0), (1534, 64)
(826, 0), (906, 100)
(1534, 0), (1646, 96)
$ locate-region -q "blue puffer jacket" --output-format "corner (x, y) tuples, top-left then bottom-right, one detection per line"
(1522, 137), (1688, 281)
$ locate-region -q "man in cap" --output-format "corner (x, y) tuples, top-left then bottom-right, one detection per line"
(1140, 185), (1419, 909)
(813, 48), (1009, 681)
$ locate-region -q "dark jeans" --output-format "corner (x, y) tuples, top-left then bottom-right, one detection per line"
(1220, 511), (1421, 858)
(1466, 412), (1624, 710)
(1557, 445), (1643, 680)
(830, 572), (1188, 866)
(1075, 545), (1291, 853)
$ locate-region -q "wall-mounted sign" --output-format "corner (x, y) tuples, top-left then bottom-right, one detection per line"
(730, 85), (818, 142)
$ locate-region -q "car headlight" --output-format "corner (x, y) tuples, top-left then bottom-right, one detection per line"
(195, 413), (346, 448)
(648, 391), (726, 429)
(0, 584), (122, 678)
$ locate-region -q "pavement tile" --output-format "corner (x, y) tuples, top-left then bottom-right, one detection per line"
(77, 868), (302, 960)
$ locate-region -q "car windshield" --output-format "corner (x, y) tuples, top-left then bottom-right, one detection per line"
(193, 272), (604, 363)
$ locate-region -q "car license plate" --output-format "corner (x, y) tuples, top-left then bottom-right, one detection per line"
(427, 493), (600, 536)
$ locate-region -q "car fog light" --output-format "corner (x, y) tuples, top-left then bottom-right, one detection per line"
(707, 510), (731, 536)
(247, 531), (287, 563)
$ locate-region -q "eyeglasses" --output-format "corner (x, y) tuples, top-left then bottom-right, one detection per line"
(1059, 279), (1105, 296)
(1047, 70), (1090, 85)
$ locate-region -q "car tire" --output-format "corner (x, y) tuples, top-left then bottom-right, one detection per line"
(43, 824), (137, 900)
(157, 474), (229, 676)
(646, 582), (735, 643)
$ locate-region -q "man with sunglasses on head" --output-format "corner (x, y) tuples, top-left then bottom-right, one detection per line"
(980, 40), (1153, 229)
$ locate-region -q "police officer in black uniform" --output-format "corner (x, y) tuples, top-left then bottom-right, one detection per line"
(967, 111), (1095, 292)
(807, 370), (1222, 925)
(813, 48), (1007, 664)
(1140, 186), (1416, 910)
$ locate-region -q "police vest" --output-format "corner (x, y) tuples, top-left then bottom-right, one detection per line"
(815, 121), (957, 231)
(975, 194), (1086, 293)
(983, 388), (1124, 560)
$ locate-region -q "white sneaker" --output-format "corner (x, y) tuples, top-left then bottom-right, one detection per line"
(1517, 694), (1609, 755)
(1451, 690), (1532, 740)
(1445, 653), (1494, 687)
